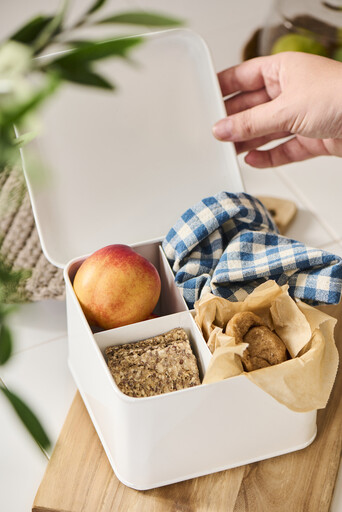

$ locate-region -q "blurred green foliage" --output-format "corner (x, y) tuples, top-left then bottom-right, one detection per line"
(0, 0), (182, 453)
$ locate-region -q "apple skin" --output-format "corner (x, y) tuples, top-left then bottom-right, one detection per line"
(73, 244), (161, 329)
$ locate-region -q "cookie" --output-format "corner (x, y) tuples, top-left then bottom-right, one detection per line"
(242, 325), (287, 372)
(226, 312), (287, 372)
(225, 311), (265, 343)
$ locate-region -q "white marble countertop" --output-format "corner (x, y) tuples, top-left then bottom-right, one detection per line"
(1, 0), (341, 510)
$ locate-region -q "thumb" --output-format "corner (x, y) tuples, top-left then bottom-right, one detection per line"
(213, 98), (288, 142)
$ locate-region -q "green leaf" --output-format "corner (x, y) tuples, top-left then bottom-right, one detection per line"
(0, 385), (51, 450)
(48, 36), (143, 67)
(98, 11), (184, 27)
(65, 39), (96, 49)
(53, 65), (114, 90)
(0, 73), (60, 127)
(13, 131), (38, 148)
(9, 15), (54, 45)
(0, 324), (12, 365)
(0, 257), (31, 303)
(32, 0), (69, 54)
(0, 304), (17, 320)
(85, 0), (108, 16)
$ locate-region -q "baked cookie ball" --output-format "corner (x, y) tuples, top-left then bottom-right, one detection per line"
(226, 311), (287, 372)
(242, 325), (287, 372)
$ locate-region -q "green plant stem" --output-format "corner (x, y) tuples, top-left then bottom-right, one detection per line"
(32, 0), (69, 55)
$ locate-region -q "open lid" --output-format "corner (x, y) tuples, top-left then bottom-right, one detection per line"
(20, 29), (244, 268)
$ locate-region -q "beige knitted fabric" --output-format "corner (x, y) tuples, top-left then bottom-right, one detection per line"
(0, 166), (65, 302)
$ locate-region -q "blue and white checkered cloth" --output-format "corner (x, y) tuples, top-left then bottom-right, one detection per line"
(162, 191), (342, 309)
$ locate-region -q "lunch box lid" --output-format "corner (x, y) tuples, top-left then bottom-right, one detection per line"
(20, 29), (244, 268)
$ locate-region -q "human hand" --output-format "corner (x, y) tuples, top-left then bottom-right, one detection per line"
(212, 52), (342, 168)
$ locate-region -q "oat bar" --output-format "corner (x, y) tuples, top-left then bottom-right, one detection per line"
(105, 328), (201, 397)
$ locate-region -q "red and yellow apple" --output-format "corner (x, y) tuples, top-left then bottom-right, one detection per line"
(73, 244), (161, 329)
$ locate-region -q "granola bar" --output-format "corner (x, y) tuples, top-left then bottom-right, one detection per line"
(105, 328), (201, 397)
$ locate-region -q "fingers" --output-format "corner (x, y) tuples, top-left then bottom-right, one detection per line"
(213, 97), (287, 142)
(244, 136), (330, 168)
(218, 56), (272, 97)
(225, 88), (271, 115)
(234, 131), (291, 154)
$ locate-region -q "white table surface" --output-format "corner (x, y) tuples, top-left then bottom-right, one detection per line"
(1, 1), (341, 510)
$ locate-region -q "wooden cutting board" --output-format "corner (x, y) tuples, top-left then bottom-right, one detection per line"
(33, 301), (342, 512)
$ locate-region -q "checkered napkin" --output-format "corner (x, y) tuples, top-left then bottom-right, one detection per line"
(162, 191), (342, 309)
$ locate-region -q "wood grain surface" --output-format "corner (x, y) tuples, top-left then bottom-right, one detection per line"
(256, 196), (297, 235)
(33, 301), (342, 512)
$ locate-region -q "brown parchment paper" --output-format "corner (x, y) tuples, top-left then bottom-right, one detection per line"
(194, 281), (339, 412)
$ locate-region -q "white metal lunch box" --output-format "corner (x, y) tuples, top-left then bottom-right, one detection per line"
(21, 29), (317, 490)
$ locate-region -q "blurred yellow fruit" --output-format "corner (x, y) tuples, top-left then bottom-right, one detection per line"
(332, 46), (342, 61)
(271, 33), (328, 56)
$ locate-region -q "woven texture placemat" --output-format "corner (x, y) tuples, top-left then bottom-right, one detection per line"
(0, 166), (65, 302)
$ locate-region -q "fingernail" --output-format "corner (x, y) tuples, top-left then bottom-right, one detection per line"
(213, 118), (233, 140)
